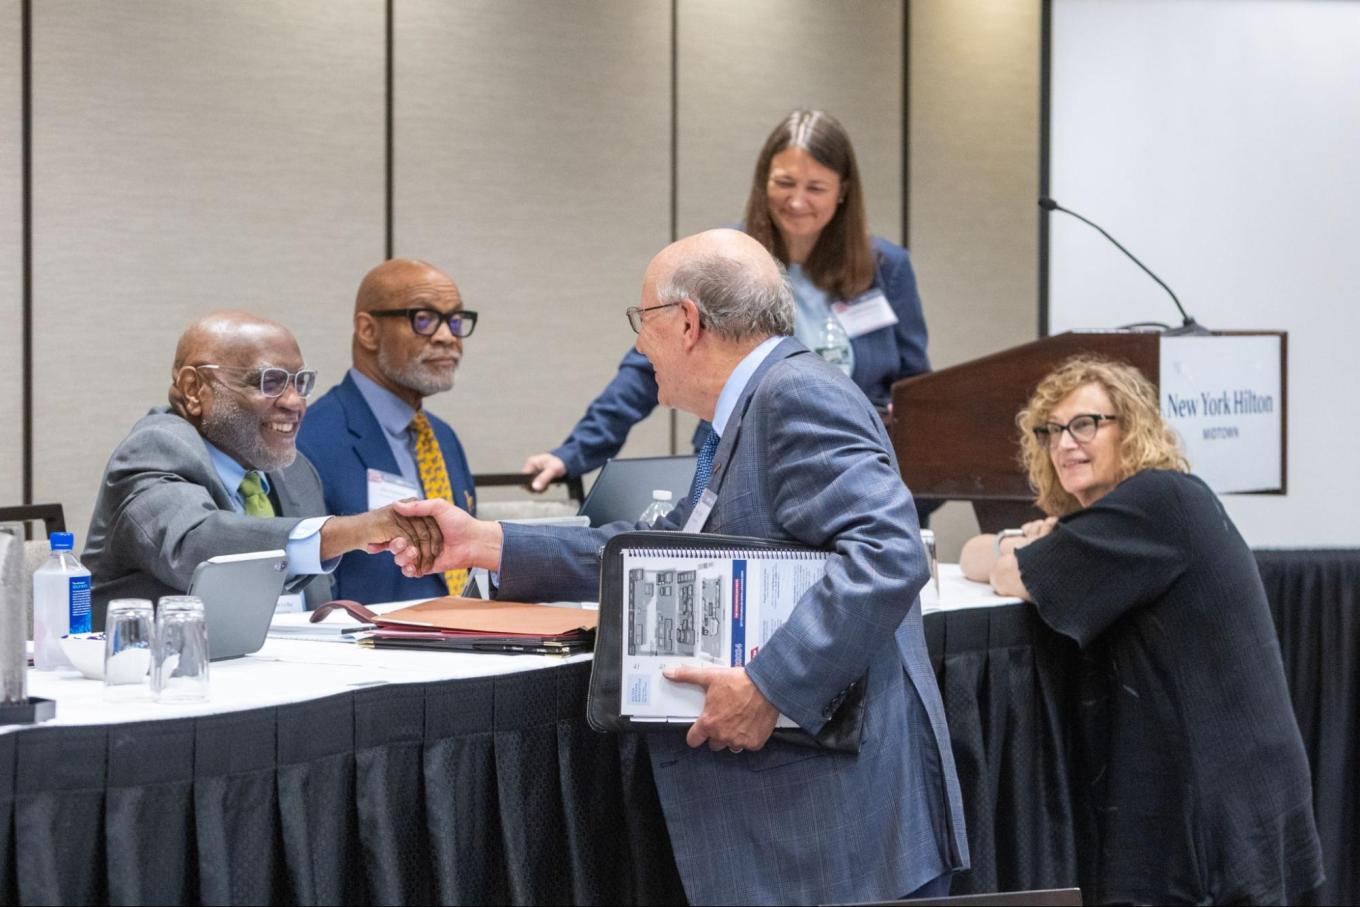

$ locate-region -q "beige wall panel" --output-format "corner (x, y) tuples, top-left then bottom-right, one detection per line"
(394, 0), (672, 479)
(909, 0), (1042, 557)
(32, 0), (384, 540)
(676, 0), (903, 242)
(0, 1), (21, 506)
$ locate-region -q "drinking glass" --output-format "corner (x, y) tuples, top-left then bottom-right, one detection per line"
(104, 598), (154, 701)
(153, 595), (210, 702)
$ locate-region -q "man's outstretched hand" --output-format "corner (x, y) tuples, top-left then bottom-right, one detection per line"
(320, 502), (444, 573)
(367, 497), (505, 577)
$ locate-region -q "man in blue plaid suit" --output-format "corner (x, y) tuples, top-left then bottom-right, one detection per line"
(386, 229), (969, 905)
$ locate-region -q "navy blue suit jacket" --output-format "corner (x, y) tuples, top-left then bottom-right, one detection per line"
(500, 339), (967, 905)
(297, 372), (475, 605)
(551, 236), (930, 475)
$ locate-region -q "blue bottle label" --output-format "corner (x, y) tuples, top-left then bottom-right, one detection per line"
(69, 575), (92, 633)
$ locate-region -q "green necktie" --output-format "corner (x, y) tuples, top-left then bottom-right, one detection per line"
(238, 471), (276, 518)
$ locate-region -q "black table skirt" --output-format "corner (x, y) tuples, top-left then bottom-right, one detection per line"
(0, 664), (686, 906)
(0, 549), (1352, 905)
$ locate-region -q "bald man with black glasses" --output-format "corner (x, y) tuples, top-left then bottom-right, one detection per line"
(298, 259), (479, 605)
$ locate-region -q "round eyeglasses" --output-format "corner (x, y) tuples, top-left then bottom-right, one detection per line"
(371, 307), (478, 338)
(194, 365), (317, 398)
(1032, 413), (1119, 448)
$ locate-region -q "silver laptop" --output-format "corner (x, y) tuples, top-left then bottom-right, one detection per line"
(188, 550), (289, 660)
(577, 455), (699, 527)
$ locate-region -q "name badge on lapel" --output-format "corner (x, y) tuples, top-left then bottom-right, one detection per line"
(366, 468), (422, 511)
(682, 489), (718, 533)
(832, 288), (898, 338)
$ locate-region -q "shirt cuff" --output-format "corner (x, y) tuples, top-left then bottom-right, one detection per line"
(285, 516), (341, 577)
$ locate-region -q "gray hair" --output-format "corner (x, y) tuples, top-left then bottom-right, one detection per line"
(656, 252), (794, 342)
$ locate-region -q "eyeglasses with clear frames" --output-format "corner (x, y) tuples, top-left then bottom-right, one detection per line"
(625, 302), (681, 334)
(371, 307), (478, 338)
(194, 365), (318, 399)
(1032, 413), (1119, 448)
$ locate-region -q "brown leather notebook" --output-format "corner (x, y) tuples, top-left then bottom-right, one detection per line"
(311, 597), (598, 638)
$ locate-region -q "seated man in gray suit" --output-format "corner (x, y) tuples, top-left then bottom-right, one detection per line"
(380, 230), (969, 906)
(82, 311), (442, 627)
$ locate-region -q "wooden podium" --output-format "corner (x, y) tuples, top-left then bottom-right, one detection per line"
(890, 330), (1286, 532)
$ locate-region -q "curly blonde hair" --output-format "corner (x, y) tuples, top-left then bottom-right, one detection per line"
(1017, 355), (1189, 516)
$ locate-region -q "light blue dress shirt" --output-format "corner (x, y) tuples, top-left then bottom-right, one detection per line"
(787, 263), (855, 377)
(348, 368), (424, 491)
(711, 335), (785, 439)
(203, 439), (336, 577)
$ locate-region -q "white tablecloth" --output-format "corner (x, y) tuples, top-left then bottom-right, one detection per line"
(19, 600), (591, 729)
(15, 568), (1014, 730)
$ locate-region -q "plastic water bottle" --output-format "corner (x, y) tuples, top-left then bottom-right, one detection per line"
(638, 489), (676, 526)
(814, 313), (853, 376)
(32, 531), (92, 671)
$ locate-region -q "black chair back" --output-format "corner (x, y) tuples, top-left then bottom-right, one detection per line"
(0, 504), (66, 541)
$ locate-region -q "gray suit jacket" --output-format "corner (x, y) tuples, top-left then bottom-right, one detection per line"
(497, 338), (969, 906)
(82, 409), (332, 627)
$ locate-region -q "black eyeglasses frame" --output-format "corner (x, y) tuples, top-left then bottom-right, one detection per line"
(371, 307), (478, 338)
(1032, 413), (1119, 447)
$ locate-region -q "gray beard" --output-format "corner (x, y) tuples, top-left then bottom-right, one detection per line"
(378, 346), (456, 397)
(200, 392), (297, 474)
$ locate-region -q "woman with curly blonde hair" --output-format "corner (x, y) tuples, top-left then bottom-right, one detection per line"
(961, 355), (1322, 905)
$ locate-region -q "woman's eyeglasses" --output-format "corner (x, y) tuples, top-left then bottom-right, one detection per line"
(1032, 413), (1118, 448)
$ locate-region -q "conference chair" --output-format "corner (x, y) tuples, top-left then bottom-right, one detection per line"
(471, 472), (584, 522)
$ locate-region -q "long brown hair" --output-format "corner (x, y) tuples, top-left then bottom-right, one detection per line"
(743, 109), (875, 300)
(1017, 355), (1190, 516)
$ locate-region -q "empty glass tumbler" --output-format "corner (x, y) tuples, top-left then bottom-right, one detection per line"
(153, 595), (210, 702)
(104, 598), (154, 701)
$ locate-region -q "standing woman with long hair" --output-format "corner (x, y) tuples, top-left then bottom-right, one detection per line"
(522, 109), (930, 490)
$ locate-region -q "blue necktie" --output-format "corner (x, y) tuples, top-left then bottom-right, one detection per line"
(688, 431), (720, 505)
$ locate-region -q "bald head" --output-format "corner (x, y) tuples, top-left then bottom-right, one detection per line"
(648, 228), (793, 342)
(355, 259), (457, 315)
(173, 310), (298, 374)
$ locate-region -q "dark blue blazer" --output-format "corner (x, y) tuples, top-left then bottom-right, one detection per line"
(297, 372), (475, 605)
(550, 235), (930, 475)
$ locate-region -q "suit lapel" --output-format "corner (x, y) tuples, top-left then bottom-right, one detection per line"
(706, 337), (807, 500)
(336, 372), (402, 475)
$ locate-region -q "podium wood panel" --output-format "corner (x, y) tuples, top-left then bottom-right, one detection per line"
(891, 331), (1159, 502)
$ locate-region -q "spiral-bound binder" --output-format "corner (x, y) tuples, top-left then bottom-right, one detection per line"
(587, 530), (866, 753)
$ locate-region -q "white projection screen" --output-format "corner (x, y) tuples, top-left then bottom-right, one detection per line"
(1048, 0), (1360, 547)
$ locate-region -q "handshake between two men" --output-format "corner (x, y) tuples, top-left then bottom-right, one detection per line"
(367, 496), (785, 756)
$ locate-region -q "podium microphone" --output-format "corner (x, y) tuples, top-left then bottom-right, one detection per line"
(1040, 197), (1209, 335)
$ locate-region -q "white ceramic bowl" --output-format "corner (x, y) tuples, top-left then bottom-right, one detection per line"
(106, 645), (153, 686)
(58, 632), (107, 680)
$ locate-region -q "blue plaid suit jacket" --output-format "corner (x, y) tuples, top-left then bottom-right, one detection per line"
(498, 338), (968, 905)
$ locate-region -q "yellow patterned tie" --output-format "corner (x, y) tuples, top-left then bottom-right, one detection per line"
(410, 411), (468, 595)
(238, 471), (276, 517)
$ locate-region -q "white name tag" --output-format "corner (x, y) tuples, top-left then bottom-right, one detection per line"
(682, 488), (717, 533)
(366, 468), (422, 511)
(274, 593), (304, 614)
(832, 289), (898, 338)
